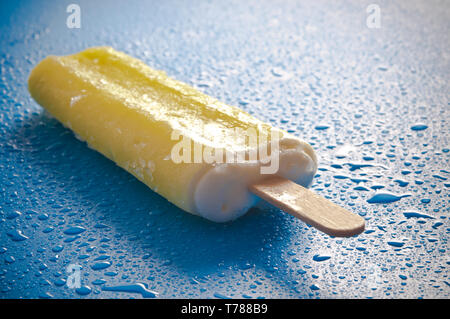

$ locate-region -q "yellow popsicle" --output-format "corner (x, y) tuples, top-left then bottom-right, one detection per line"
(28, 47), (317, 222)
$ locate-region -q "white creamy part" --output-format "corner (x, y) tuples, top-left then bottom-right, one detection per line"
(193, 136), (318, 222)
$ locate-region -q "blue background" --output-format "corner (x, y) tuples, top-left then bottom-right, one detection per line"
(0, 0), (448, 298)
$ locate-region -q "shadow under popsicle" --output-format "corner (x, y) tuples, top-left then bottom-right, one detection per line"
(7, 110), (313, 297)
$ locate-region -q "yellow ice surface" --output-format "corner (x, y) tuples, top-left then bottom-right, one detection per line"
(28, 47), (287, 214)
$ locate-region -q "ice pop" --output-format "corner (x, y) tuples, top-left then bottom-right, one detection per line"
(28, 47), (364, 236)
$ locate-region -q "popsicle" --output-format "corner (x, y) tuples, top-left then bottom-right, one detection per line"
(28, 47), (365, 237)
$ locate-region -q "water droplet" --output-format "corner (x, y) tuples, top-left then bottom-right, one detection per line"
(403, 212), (434, 219)
(6, 229), (28, 241)
(213, 292), (231, 299)
(313, 255), (331, 262)
(102, 283), (158, 298)
(314, 125), (329, 130)
(63, 226), (86, 235)
(309, 284), (320, 291)
(367, 193), (411, 204)
(6, 210), (21, 219)
(91, 261), (112, 270)
(410, 124), (428, 131)
(75, 285), (92, 296)
(387, 241), (405, 248)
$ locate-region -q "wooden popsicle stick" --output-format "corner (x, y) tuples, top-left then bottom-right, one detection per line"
(249, 176), (365, 237)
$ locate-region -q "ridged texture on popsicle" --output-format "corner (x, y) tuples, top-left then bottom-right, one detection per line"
(28, 47), (317, 222)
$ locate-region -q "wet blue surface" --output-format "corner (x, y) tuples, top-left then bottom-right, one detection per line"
(0, 0), (449, 298)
